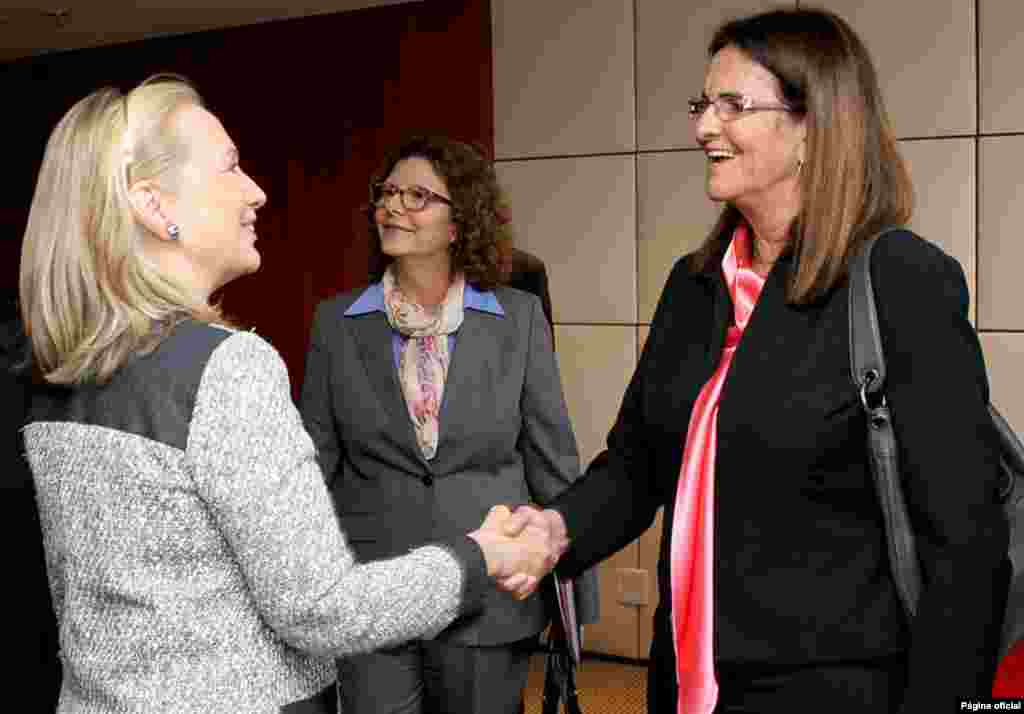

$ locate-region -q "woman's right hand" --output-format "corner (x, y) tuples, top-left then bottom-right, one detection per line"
(468, 505), (557, 591)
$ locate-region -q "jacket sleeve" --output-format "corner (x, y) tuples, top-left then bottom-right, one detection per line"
(872, 233), (1009, 710)
(186, 331), (490, 657)
(299, 303), (344, 486)
(515, 293), (599, 624)
(518, 293), (579, 507)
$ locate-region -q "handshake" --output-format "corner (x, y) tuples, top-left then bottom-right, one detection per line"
(468, 504), (569, 600)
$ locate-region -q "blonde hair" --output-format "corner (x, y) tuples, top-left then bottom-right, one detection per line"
(691, 8), (913, 304)
(20, 75), (225, 385)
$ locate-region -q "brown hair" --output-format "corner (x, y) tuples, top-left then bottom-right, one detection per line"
(690, 7), (913, 304)
(367, 136), (511, 291)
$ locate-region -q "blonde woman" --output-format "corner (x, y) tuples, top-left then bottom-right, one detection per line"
(18, 76), (551, 714)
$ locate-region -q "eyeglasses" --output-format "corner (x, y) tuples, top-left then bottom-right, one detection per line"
(371, 182), (453, 212)
(687, 94), (795, 122)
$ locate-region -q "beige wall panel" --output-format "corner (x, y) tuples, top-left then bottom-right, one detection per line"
(979, 0), (1024, 133)
(492, 0), (635, 159)
(584, 542), (641, 659)
(634, 326), (663, 656)
(638, 151), (721, 323)
(978, 136), (1024, 331)
(637, 507), (663, 658)
(555, 324), (642, 658)
(980, 334), (1024, 441)
(554, 325), (636, 468)
(899, 138), (976, 324)
(636, 0), (787, 151)
(818, 0), (975, 138)
(556, 324), (638, 658)
(556, 325), (637, 658)
(497, 156), (636, 324)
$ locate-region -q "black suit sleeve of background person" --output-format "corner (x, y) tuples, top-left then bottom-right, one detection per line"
(0, 315), (62, 710)
(505, 249), (554, 348)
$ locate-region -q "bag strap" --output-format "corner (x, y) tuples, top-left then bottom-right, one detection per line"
(848, 227), (923, 618)
(851, 229), (1024, 656)
(541, 638), (582, 714)
(847, 232), (890, 407)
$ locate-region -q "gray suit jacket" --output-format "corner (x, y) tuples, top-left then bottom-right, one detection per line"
(300, 284), (598, 646)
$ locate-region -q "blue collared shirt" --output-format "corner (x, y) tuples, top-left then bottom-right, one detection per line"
(344, 281), (504, 367)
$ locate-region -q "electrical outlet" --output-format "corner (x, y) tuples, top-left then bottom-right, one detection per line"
(617, 567), (649, 606)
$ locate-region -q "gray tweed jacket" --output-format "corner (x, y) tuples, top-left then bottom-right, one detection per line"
(23, 322), (489, 713)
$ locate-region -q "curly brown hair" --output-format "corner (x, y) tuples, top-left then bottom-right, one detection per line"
(367, 136), (512, 291)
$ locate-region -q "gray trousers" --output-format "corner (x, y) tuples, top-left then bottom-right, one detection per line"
(336, 637), (536, 714)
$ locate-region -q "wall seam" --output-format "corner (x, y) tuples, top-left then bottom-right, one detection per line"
(632, 0), (643, 659)
(975, 0), (982, 331)
(633, 0), (640, 340)
(976, 130), (1024, 138)
(556, 322), (639, 328)
(900, 133), (982, 142)
(493, 149), (641, 163)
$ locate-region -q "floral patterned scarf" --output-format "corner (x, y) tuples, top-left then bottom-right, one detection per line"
(381, 266), (466, 460)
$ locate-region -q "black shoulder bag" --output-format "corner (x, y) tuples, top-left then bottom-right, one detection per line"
(541, 604), (583, 714)
(849, 228), (1024, 659)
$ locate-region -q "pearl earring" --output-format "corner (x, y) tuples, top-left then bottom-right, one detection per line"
(167, 223), (180, 240)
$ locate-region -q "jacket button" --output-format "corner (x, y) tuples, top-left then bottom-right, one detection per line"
(422, 474), (434, 486)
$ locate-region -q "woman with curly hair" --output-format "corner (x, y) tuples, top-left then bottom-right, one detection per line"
(299, 136), (597, 714)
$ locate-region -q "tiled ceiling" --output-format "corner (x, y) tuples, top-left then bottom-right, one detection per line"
(0, 1), (412, 64)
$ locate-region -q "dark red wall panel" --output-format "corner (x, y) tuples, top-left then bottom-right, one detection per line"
(1, 0), (493, 395)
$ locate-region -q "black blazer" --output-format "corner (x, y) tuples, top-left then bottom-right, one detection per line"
(551, 230), (1008, 711)
(300, 285), (598, 647)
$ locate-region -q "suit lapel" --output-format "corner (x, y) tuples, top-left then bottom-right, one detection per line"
(707, 270), (731, 369)
(435, 308), (499, 462)
(348, 307), (502, 471)
(349, 312), (428, 465)
(722, 258), (799, 402)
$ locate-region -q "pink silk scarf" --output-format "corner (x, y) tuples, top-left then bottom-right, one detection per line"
(670, 225), (765, 714)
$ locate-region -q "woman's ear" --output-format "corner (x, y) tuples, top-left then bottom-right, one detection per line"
(128, 182), (178, 241)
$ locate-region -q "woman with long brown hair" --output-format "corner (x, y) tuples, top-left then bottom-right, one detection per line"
(507, 7), (1008, 712)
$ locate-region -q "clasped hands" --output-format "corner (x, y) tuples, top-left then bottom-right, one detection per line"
(468, 504), (569, 600)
